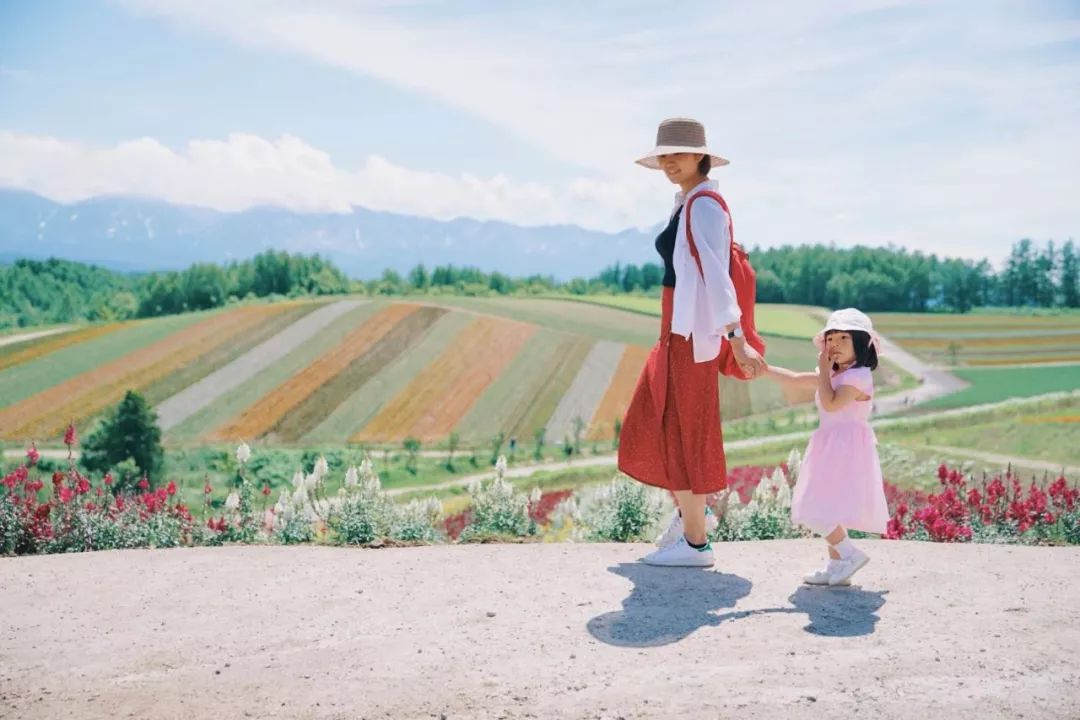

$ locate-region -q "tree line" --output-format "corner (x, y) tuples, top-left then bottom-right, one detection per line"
(0, 251), (350, 329)
(1, 238), (1075, 329)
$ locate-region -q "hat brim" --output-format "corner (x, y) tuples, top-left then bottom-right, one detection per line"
(635, 145), (730, 169)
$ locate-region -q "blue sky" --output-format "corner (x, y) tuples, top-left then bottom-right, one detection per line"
(1, 0), (1078, 264)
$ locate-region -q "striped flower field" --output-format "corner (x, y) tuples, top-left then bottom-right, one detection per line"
(2, 296), (927, 447)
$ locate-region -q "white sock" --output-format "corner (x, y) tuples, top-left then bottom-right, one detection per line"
(833, 537), (856, 559)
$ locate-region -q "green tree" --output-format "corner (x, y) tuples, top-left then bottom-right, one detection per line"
(1061, 240), (1078, 308)
(80, 390), (165, 489)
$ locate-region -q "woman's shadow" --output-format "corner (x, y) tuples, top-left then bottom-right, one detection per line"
(588, 563), (887, 647)
(587, 563), (753, 647)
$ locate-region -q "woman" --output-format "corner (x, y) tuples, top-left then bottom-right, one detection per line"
(618, 117), (766, 567)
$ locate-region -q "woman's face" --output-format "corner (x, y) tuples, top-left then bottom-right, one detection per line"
(659, 153), (704, 185)
(825, 331), (857, 367)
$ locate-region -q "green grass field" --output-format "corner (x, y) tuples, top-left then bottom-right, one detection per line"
(922, 364), (1080, 409)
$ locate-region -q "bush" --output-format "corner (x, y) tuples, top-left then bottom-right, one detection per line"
(458, 456), (537, 542)
(564, 475), (666, 542)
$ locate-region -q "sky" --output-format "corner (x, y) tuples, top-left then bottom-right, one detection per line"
(1, 0), (1078, 265)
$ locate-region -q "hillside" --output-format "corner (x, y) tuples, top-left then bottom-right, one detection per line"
(0, 296), (917, 448)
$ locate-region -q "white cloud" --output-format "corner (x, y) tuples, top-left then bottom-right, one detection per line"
(0, 130), (659, 232)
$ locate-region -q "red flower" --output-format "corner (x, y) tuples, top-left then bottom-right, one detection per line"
(59, 487), (73, 503)
(104, 473), (113, 486)
(75, 476), (91, 495)
(137, 477), (150, 491)
(937, 464), (949, 482)
(63, 423), (77, 447)
(52, 471), (65, 487)
(166, 481), (177, 496)
(204, 483), (213, 495)
(26, 444), (40, 466)
(261, 484), (271, 496)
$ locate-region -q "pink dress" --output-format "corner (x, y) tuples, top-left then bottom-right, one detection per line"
(790, 366), (890, 535)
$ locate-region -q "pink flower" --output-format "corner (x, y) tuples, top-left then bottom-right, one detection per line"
(166, 481), (177, 496)
(59, 487), (73, 504)
(63, 423), (77, 447)
(26, 444), (40, 466)
(103, 473), (113, 486)
(137, 477), (150, 491)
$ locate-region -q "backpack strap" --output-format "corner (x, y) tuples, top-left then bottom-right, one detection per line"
(684, 190), (736, 280)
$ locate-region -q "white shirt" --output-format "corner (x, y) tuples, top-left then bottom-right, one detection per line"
(671, 179), (742, 363)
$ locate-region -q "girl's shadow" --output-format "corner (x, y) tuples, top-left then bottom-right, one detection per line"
(588, 564), (887, 647)
(586, 563), (753, 647)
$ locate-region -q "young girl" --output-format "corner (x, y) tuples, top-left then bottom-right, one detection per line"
(765, 308), (890, 586)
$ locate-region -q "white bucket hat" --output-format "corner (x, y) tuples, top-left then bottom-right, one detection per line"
(813, 308), (883, 354)
(635, 117), (730, 169)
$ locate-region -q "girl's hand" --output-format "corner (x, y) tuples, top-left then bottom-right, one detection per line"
(817, 350), (831, 375)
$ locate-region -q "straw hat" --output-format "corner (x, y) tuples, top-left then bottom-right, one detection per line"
(635, 117), (729, 169)
(813, 308), (883, 354)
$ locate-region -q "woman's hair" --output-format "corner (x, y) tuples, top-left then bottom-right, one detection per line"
(826, 329), (879, 371)
(697, 155), (711, 177)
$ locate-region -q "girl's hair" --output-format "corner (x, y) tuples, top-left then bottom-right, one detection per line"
(825, 329), (879, 371)
(697, 155), (711, 177)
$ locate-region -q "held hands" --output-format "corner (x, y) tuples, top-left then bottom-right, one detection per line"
(732, 341), (766, 379)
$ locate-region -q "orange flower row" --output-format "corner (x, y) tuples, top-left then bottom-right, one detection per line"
(585, 344), (650, 441)
(353, 315), (536, 442)
(208, 303), (422, 442)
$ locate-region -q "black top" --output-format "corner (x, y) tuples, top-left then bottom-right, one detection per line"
(654, 206), (683, 288)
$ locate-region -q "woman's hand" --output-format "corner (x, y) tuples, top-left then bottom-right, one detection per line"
(732, 342), (766, 379)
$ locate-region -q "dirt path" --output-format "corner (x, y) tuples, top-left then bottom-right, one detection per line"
(0, 326), (72, 348)
(1, 540), (1077, 720)
(923, 444), (1080, 477)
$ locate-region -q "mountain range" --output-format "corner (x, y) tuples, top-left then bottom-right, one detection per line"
(0, 189), (658, 280)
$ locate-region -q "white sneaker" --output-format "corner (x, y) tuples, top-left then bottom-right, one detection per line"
(804, 560), (850, 586)
(642, 535), (715, 567)
(654, 508), (719, 547)
(828, 548), (869, 586)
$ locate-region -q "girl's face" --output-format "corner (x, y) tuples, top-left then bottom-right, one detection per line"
(824, 331), (856, 368)
(659, 153), (704, 186)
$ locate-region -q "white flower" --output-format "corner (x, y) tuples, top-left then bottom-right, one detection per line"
(291, 470), (305, 489)
(495, 455), (508, 478)
(314, 456), (329, 478)
(424, 497), (442, 517)
(344, 466), (359, 488)
(529, 487), (542, 505)
(304, 473), (320, 492)
(359, 455), (374, 478)
(292, 486), (307, 507)
(224, 491), (240, 510)
(235, 442), (251, 465)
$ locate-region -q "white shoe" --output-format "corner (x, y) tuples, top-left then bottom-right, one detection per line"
(804, 560), (850, 586)
(642, 535), (715, 567)
(828, 548), (869, 586)
(654, 508), (719, 547)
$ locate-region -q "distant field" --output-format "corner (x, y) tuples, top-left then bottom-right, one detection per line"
(874, 311), (1080, 366)
(545, 295), (823, 339)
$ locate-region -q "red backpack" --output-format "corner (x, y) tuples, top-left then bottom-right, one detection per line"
(684, 191), (766, 380)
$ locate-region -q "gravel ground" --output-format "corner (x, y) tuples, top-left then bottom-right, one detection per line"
(2, 539), (1078, 720)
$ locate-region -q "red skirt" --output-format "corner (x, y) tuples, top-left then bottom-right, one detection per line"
(617, 286), (727, 495)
